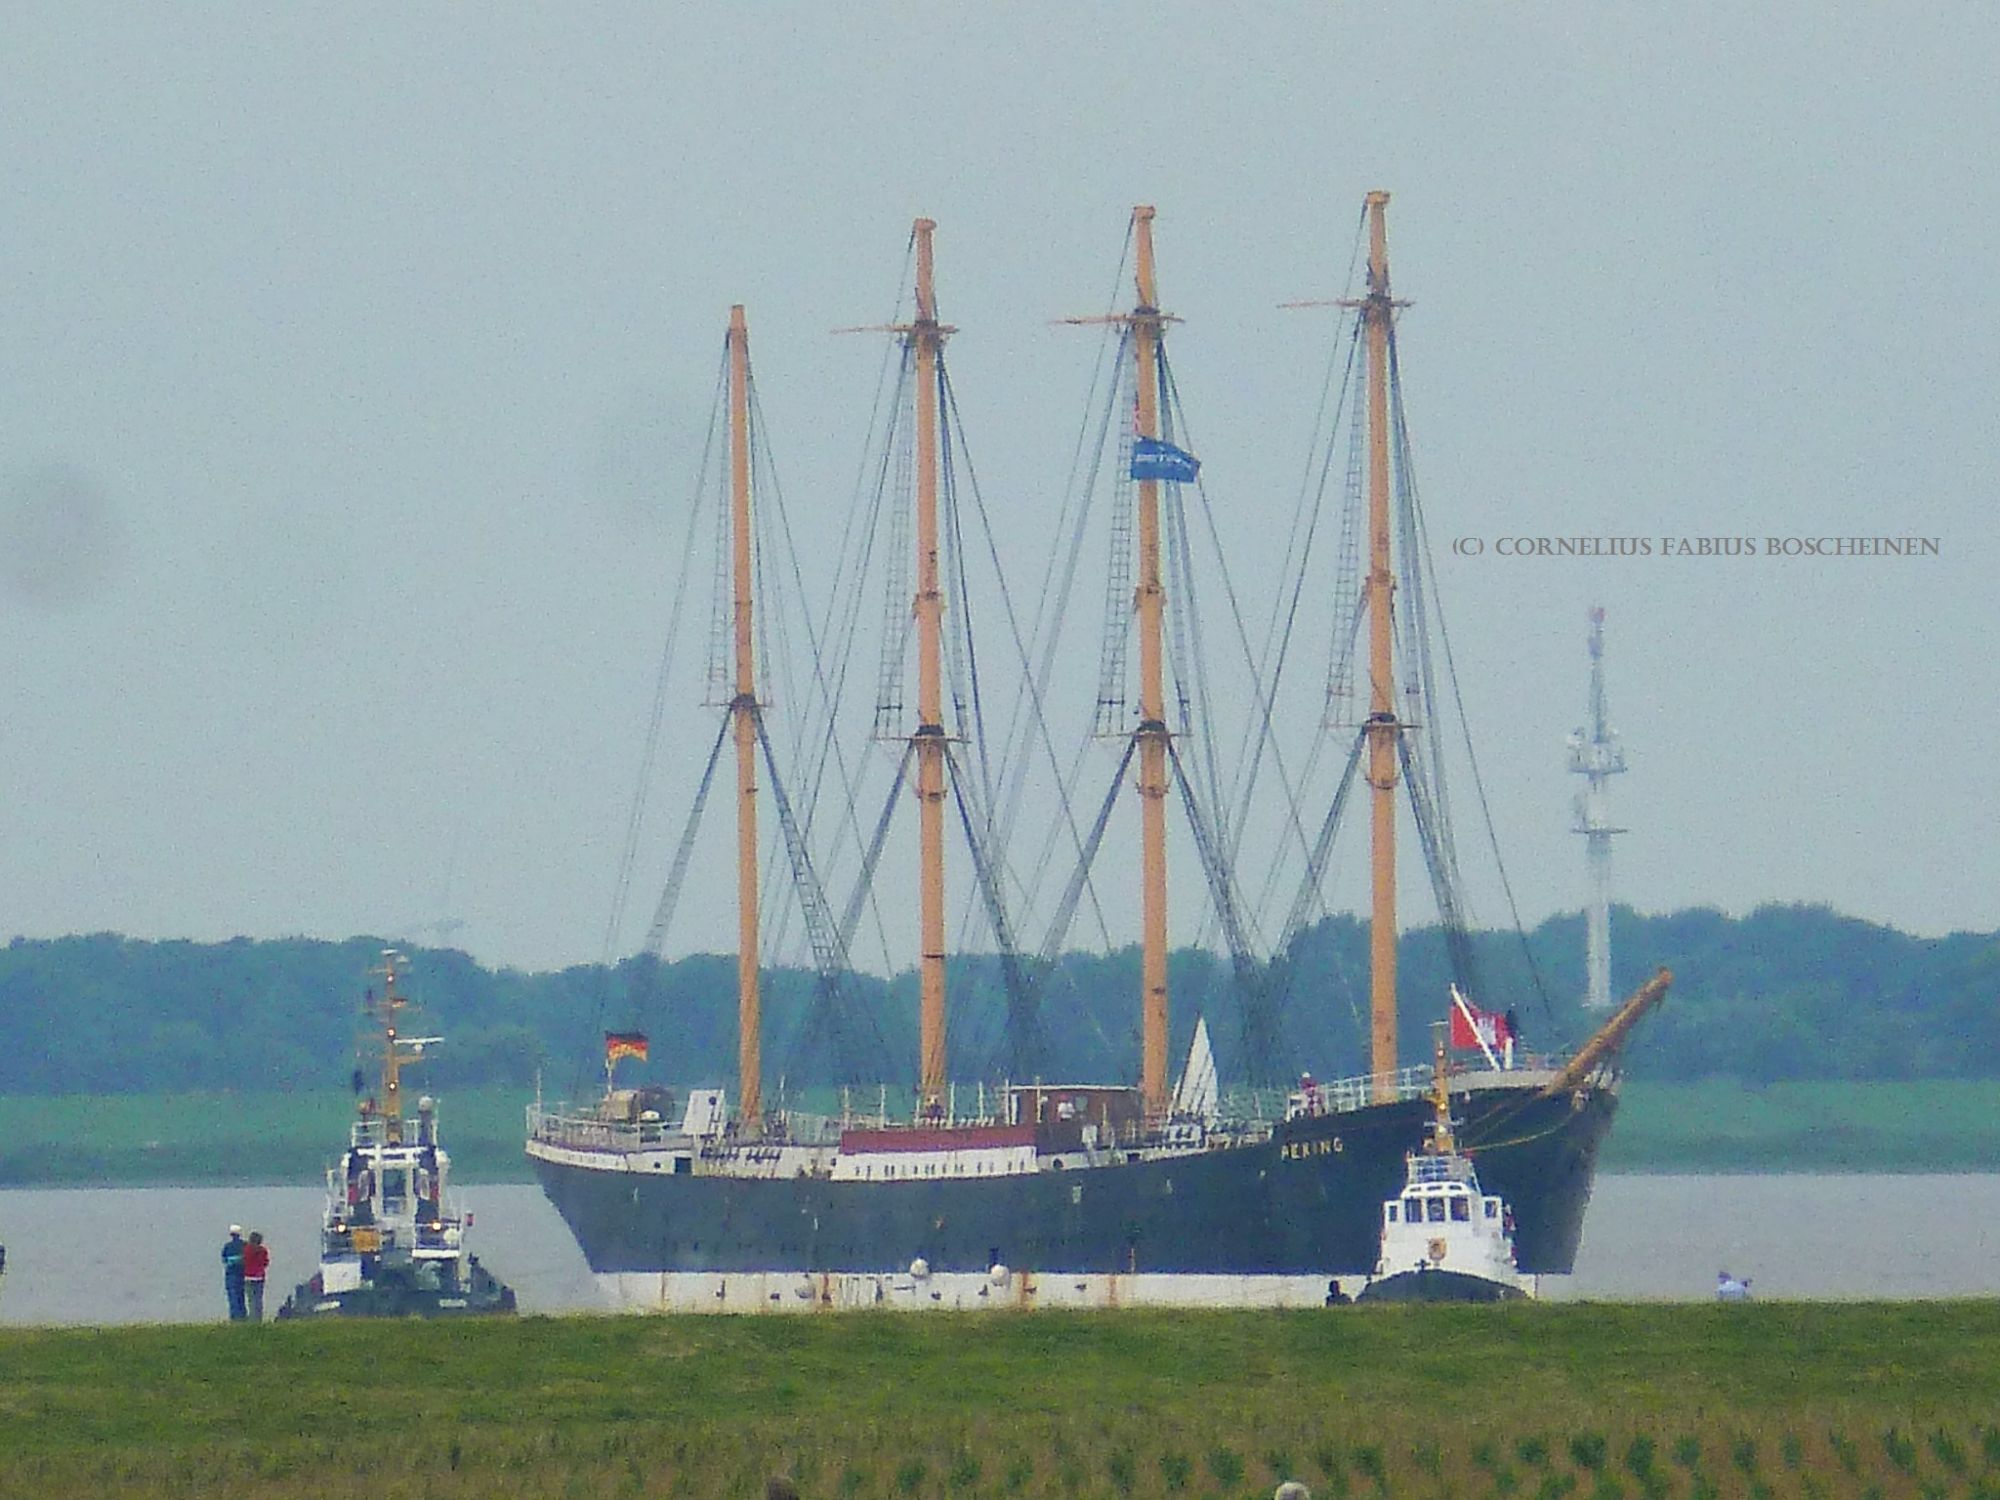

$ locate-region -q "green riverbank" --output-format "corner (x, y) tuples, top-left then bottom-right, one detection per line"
(1, 1079), (1995, 1186)
(1, 1304), (1997, 1498)
(0, 1087), (535, 1186)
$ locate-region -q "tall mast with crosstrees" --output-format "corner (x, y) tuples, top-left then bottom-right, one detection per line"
(727, 304), (762, 1131)
(1361, 191), (1401, 1101)
(910, 220), (950, 1113)
(1060, 206), (1177, 1115)
(1129, 207), (1172, 1116)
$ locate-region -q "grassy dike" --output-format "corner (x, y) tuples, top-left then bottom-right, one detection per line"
(2, 1304), (1999, 1498)
(5, 1080), (2000, 1185)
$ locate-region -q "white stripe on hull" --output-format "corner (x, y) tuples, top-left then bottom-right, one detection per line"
(594, 1269), (1352, 1313)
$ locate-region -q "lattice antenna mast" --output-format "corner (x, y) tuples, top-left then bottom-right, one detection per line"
(1568, 606), (1627, 1010)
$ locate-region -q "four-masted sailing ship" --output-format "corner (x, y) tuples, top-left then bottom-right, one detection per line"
(526, 196), (1669, 1311)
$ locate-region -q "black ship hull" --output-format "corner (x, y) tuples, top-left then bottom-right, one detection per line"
(274, 1258), (518, 1320)
(531, 1081), (1613, 1288)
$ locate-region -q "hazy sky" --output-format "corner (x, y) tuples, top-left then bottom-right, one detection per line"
(4, 4), (1994, 975)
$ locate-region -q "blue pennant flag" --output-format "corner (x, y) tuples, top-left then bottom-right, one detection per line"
(1130, 435), (1200, 484)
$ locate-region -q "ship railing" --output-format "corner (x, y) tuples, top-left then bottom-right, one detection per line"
(1218, 1086), (1303, 1123)
(1284, 1065), (1435, 1119)
(527, 1104), (667, 1153)
(767, 1111), (853, 1145)
(530, 1101), (1016, 1152)
(1408, 1154), (1474, 1185)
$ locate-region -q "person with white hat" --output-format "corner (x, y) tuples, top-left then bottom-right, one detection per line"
(221, 1224), (247, 1320)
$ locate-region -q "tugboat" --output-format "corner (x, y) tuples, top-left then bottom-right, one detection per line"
(1358, 1025), (1528, 1304)
(276, 951), (516, 1319)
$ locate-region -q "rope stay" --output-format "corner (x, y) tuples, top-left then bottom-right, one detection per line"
(583, 337), (730, 1097)
(1039, 735), (1137, 966)
(1166, 742), (1282, 1085)
(873, 360), (916, 739)
(1326, 334), (1369, 720)
(754, 709), (889, 1086)
(1396, 731), (1482, 999)
(1093, 333), (1138, 737)
(746, 370), (898, 977)
(640, 715), (734, 957)
(944, 742), (1048, 1081)
(1276, 726), (1369, 960)
(835, 740), (913, 954)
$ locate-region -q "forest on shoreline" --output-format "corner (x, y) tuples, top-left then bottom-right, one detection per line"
(1, 903), (1992, 1099)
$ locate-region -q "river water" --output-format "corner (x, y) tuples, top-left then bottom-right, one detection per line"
(0, 1174), (1979, 1326)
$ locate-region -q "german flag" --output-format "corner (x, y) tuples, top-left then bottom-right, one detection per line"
(604, 1031), (649, 1064)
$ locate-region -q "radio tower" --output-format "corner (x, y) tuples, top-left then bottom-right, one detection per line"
(1568, 607), (1626, 1010)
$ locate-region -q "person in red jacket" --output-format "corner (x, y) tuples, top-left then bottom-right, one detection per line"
(242, 1231), (271, 1322)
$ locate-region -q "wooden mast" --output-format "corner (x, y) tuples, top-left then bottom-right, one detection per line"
(728, 304), (762, 1132)
(910, 219), (949, 1114)
(1131, 205), (1171, 1117)
(1362, 190), (1401, 1103)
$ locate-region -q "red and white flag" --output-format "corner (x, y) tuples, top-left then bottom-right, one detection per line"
(1449, 995), (1513, 1052)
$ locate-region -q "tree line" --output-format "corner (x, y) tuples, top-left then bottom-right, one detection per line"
(0, 903), (1992, 1098)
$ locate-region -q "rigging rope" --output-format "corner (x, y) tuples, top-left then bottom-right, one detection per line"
(1166, 742), (1279, 1083)
(753, 710), (891, 1085)
(581, 339), (730, 1097)
(992, 228), (1136, 948)
(1154, 356), (1314, 952)
(943, 742), (1047, 1080)
(640, 715), (735, 958)
(1040, 735), (1137, 965)
(747, 375), (898, 978)
(834, 741), (911, 955)
(1402, 409), (1564, 1035)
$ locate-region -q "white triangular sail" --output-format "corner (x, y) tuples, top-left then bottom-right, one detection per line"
(1171, 1014), (1218, 1120)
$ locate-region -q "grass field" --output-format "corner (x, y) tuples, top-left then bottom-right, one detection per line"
(1, 1303), (1998, 1498)
(3, 1079), (1997, 1186)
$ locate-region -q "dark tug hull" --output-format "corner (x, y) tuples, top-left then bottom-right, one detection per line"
(273, 1259), (518, 1320)
(532, 1081), (1614, 1280)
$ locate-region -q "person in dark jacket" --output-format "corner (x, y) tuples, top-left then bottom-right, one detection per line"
(221, 1225), (247, 1320)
